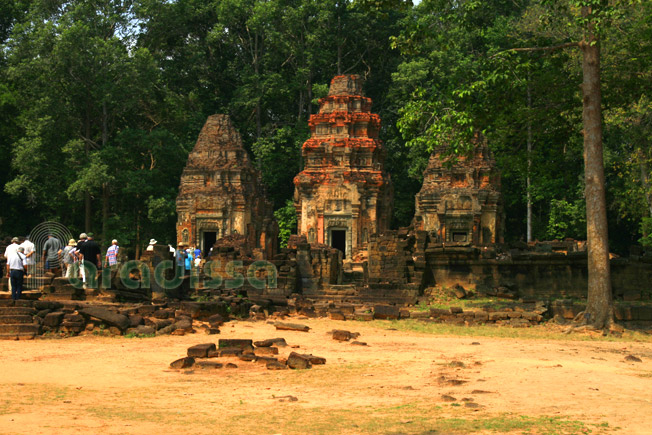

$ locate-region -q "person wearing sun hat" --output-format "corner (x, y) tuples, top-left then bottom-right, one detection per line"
(146, 238), (157, 252)
(60, 239), (77, 278)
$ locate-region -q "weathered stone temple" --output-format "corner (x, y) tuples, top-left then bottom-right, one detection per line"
(294, 75), (392, 258)
(176, 114), (276, 254)
(413, 139), (503, 245)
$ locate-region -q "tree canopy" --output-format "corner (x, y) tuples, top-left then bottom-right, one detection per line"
(1, 0), (651, 262)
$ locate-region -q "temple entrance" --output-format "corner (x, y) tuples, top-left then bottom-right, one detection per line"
(202, 231), (217, 254)
(330, 229), (346, 256)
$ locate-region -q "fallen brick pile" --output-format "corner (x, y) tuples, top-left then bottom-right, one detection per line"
(170, 338), (326, 371)
(291, 300), (548, 327)
(0, 300), (234, 340)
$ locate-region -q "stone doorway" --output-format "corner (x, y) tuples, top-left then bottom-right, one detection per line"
(202, 231), (217, 254)
(330, 229), (346, 256)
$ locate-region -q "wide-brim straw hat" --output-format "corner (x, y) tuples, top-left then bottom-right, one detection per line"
(149, 239), (158, 245)
(68, 239), (77, 246)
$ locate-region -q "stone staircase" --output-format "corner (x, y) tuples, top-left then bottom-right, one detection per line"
(0, 301), (41, 340)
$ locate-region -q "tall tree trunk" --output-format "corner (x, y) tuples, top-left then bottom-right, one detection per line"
(639, 148), (652, 218)
(526, 82), (533, 243)
(84, 113), (92, 232)
(580, 13), (613, 329)
(135, 207), (141, 261)
(102, 101), (108, 243)
(102, 184), (109, 243)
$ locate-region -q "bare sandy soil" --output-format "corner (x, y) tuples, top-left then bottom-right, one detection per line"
(0, 319), (651, 434)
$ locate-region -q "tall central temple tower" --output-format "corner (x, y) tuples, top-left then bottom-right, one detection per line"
(294, 75), (392, 258)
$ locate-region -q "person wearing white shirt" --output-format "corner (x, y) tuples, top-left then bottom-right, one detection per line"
(3, 237), (19, 259)
(20, 236), (35, 278)
(6, 246), (27, 300)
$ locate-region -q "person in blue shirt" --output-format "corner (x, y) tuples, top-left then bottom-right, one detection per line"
(184, 247), (194, 273)
(175, 242), (188, 277)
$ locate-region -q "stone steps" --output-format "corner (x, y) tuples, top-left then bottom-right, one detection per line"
(0, 315), (33, 324)
(0, 332), (37, 340)
(0, 290), (42, 300)
(0, 323), (41, 335)
(0, 307), (37, 316)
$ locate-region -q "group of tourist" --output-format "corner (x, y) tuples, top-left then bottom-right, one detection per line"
(3, 236), (34, 300)
(174, 242), (203, 276)
(3, 233), (121, 299)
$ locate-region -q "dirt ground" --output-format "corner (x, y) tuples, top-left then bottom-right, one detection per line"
(0, 319), (651, 434)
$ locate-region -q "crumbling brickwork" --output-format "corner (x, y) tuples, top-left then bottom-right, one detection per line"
(176, 114), (277, 256)
(294, 75), (392, 259)
(414, 137), (503, 245)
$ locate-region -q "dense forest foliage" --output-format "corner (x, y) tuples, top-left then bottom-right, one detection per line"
(1, 0), (651, 256)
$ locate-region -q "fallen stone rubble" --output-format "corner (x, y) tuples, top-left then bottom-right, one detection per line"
(0, 299), (234, 340)
(4, 292), (650, 340)
(170, 339), (326, 371)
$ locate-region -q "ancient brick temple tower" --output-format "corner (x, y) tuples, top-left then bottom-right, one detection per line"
(294, 75), (392, 258)
(413, 137), (503, 244)
(176, 114), (277, 255)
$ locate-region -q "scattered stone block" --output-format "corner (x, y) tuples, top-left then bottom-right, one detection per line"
(126, 325), (155, 336)
(170, 357), (195, 369)
(79, 307), (130, 331)
(254, 338), (287, 347)
(287, 352), (312, 369)
(254, 347), (279, 356)
(218, 339), (254, 354)
(275, 322), (310, 332)
(266, 360), (288, 370)
(332, 329), (360, 342)
(187, 343), (217, 358)
(211, 348), (243, 357)
(206, 313), (226, 326)
(373, 305), (400, 320)
(195, 361), (223, 370)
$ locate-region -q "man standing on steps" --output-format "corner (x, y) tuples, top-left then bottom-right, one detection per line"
(20, 236), (35, 278)
(3, 237), (20, 294)
(105, 239), (119, 268)
(6, 246), (27, 300)
(3, 237), (19, 259)
(78, 233), (101, 289)
(42, 234), (62, 276)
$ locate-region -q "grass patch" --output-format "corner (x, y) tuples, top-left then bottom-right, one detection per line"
(0, 383), (76, 415)
(80, 400), (602, 435)
(373, 319), (652, 342)
(124, 332), (156, 338)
